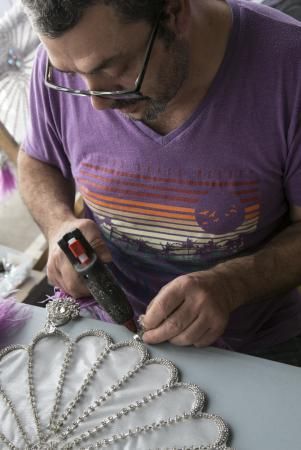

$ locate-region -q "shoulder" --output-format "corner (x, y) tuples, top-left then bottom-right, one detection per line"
(236, 0), (301, 25)
(235, 0), (301, 39)
(233, 0), (301, 74)
(32, 43), (48, 77)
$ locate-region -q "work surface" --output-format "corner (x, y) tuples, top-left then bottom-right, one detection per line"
(4, 305), (301, 450)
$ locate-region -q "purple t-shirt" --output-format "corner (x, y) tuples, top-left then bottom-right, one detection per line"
(23, 0), (301, 352)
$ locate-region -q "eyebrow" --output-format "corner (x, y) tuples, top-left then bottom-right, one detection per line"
(53, 53), (123, 75)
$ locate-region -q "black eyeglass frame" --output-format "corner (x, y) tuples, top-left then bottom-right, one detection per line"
(44, 13), (162, 100)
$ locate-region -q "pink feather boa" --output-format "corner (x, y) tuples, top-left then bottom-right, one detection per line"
(0, 161), (16, 199)
(0, 297), (32, 344)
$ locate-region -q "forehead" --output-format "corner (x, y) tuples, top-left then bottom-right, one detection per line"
(40, 3), (149, 72)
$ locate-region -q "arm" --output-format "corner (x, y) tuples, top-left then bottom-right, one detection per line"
(18, 150), (111, 297)
(18, 150), (76, 236)
(214, 206), (301, 306)
(142, 207), (301, 347)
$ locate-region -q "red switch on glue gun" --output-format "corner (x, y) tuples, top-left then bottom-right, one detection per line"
(58, 229), (137, 333)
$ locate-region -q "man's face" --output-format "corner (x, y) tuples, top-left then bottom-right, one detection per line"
(40, 3), (189, 123)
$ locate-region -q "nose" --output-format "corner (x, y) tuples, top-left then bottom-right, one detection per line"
(83, 75), (114, 110)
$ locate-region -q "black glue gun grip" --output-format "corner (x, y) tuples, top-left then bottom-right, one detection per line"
(57, 229), (136, 330)
(77, 256), (135, 325)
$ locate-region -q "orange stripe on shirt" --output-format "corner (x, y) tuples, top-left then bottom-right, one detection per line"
(79, 170), (209, 196)
(245, 204), (260, 213)
(84, 193), (196, 221)
(81, 186), (195, 213)
(78, 178), (203, 204)
(245, 213), (259, 220)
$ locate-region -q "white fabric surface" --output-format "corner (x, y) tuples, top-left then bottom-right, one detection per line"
(0, 327), (233, 449)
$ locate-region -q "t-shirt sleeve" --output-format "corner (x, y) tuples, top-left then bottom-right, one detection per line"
(22, 44), (72, 179)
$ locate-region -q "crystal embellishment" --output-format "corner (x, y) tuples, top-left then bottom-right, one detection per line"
(46, 298), (80, 327)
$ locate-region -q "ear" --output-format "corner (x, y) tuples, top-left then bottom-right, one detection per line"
(164, 0), (191, 35)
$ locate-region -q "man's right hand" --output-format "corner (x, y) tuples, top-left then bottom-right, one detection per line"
(47, 218), (111, 298)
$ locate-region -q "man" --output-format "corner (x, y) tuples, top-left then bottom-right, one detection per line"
(19, 0), (301, 365)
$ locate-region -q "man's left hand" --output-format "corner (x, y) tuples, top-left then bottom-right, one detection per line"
(142, 271), (241, 347)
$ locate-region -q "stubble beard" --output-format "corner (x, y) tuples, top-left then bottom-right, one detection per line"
(125, 38), (190, 124)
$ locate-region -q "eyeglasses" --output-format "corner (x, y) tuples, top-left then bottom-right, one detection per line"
(44, 14), (162, 101)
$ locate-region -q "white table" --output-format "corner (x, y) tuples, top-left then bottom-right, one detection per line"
(4, 304), (301, 450)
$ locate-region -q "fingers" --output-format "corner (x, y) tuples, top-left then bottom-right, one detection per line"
(144, 317), (225, 347)
(47, 241), (90, 299)
(142, 274), (228, 347)
(143, 302), (197, 344)
(193, 330), (221, 347)
(47, 258), (90, 298)
(143, 306), (224, 347)
(170, 309), (226, 347)
(46, 248), (64, 288)
(143, 278), (187, 331)
(170, 320), (222, 347)
(47, 218), (111, 298)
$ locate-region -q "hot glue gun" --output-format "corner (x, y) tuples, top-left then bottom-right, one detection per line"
(58, 228), (137, 333)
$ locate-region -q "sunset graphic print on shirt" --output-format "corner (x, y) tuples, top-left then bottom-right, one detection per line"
(77, 161), (260, 265)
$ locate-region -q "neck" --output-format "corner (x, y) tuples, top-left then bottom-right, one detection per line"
(143, 0), (232, 135)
